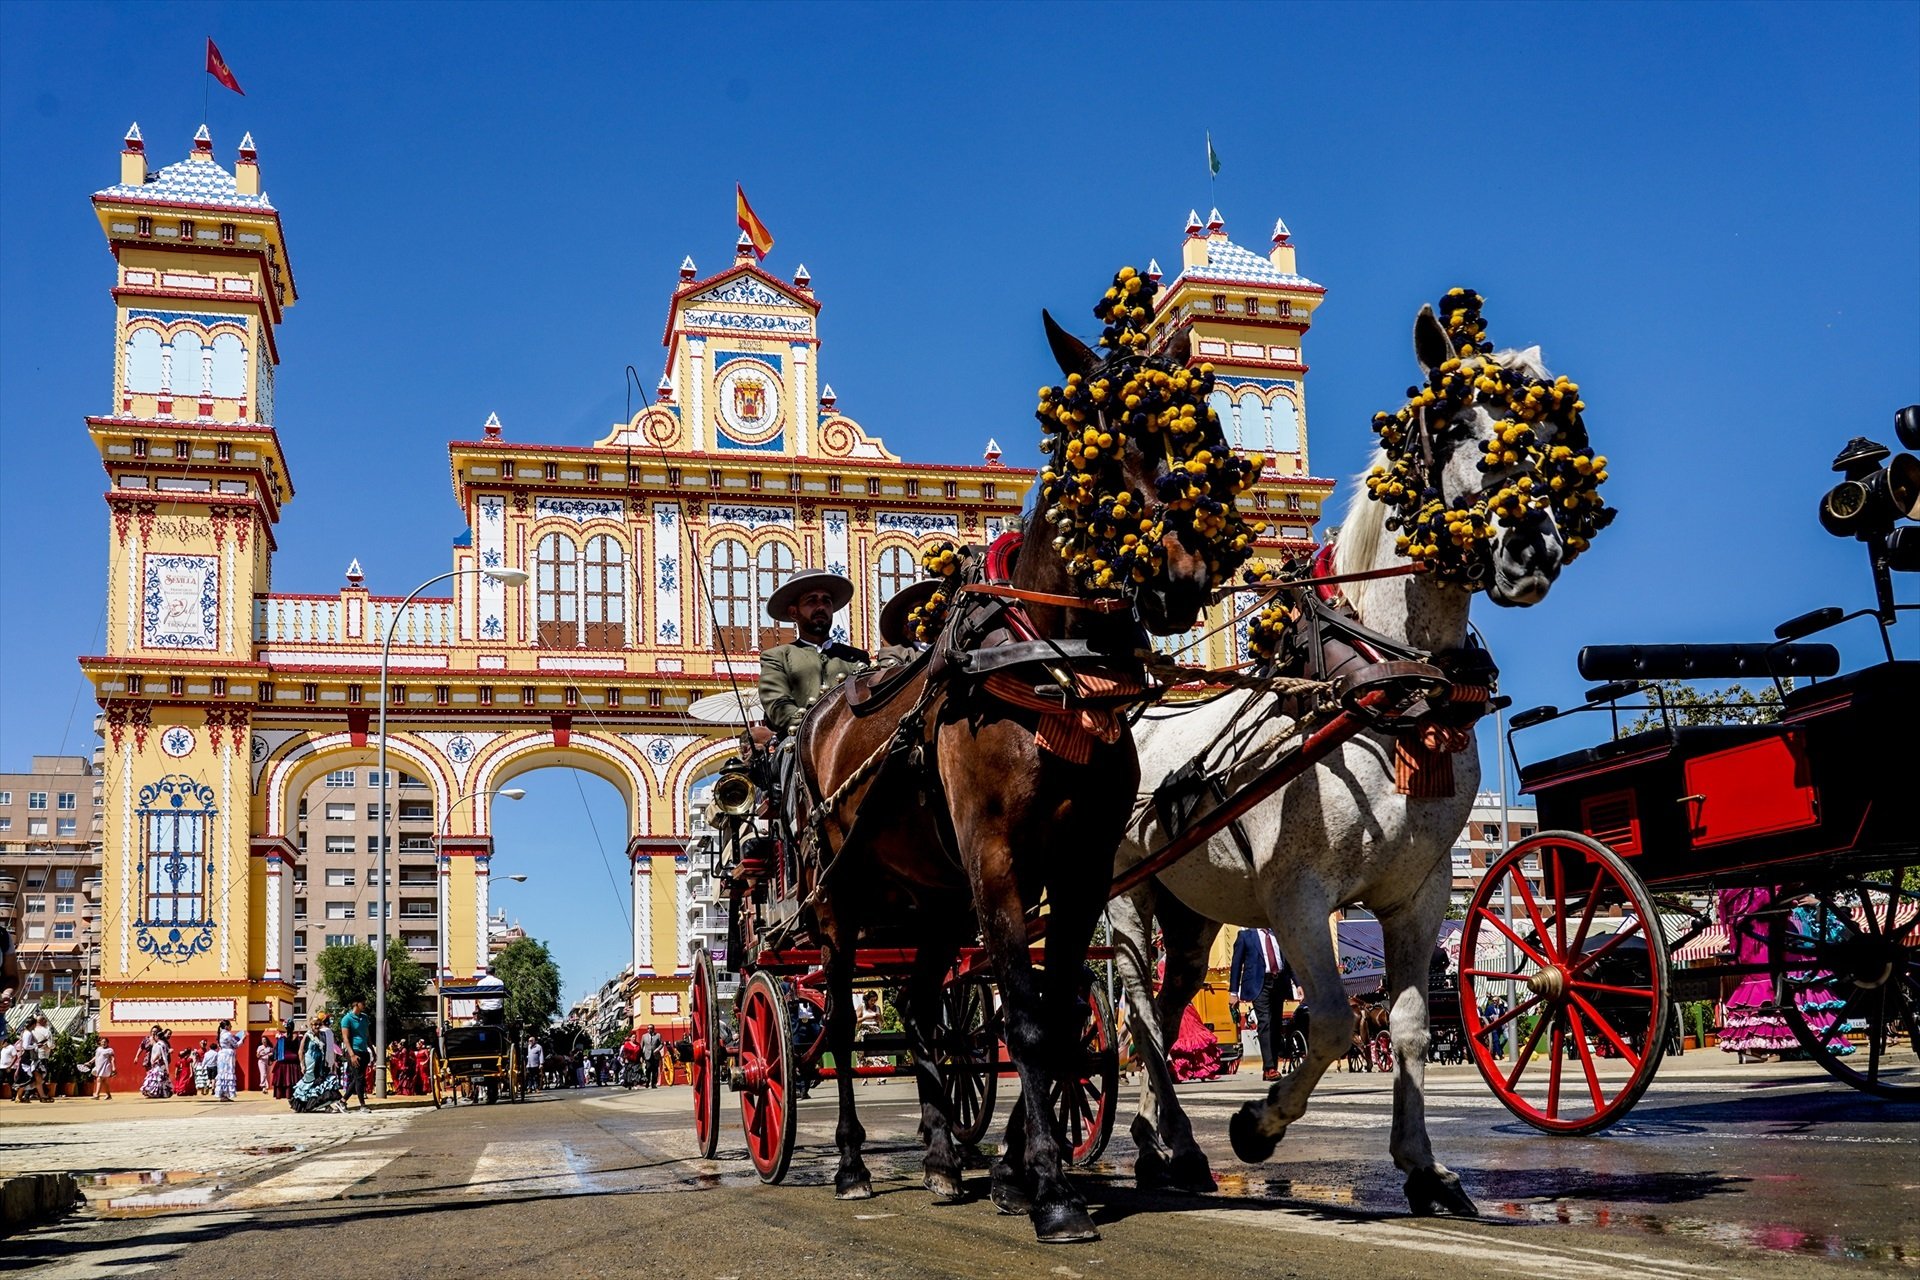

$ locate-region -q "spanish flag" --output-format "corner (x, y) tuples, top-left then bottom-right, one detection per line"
(736, 184), (774, 260)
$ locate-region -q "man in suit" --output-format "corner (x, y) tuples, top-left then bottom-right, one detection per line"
(757, 568), (868, 736)
(1230, 926), (1294, 1080)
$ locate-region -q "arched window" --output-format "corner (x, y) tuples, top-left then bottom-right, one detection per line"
(582, 534), (626, 650)
(210, 332), (247, 399)
(1270, 394), (1300, 454)
(168, 330), (207, 395)
(754, 542), (796, 650)
(1237, 391), (1264, 451)
(1207, 390), (1234, 445)
(709, 538), (752, 654)
(875, 546), (916, 609)
(125, 328), (163, 394)
(535, 532), (579, 648)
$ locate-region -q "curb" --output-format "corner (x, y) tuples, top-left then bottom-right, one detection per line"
(1, 1172), (82, 1235)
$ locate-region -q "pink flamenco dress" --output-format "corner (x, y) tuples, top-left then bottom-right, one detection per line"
(1167, 1005), (1223, 1082)
(1717, 887), (1854, 1059)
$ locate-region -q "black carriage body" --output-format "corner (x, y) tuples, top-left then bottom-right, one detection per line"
(1518, 661), (1918, 888)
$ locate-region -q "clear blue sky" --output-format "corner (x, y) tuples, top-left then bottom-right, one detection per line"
(3, 2), (1915, 1004)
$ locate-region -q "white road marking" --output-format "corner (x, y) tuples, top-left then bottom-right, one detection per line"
(223, 1153), (394, 1207)
(469, 1139), (588, 1197)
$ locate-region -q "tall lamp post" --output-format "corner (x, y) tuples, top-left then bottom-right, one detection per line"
(435, 790), (525, 1049)
(376, 565), (527, 1098)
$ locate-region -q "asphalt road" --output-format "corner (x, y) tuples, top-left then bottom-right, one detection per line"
(9, 1055), (1918, 1279)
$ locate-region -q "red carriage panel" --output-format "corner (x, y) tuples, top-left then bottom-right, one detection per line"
(1682, 731), (1817, 847)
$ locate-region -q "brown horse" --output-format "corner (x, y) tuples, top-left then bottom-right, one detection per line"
(795, 290), (1253, 1242)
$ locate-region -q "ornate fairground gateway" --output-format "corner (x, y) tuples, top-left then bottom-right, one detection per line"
(78, 122), (1336, 1062)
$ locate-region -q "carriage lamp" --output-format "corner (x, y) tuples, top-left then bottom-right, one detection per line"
(1817, 418), (1920, 540)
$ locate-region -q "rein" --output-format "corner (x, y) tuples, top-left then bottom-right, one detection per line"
(1211, 561), (1427, 601)
(956, 583), (1131, 614)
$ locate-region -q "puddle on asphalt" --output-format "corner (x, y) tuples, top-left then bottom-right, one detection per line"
(239, 1144), (302, 1156)
(79, 1170), (205, 1189)
(1490, 1198), (1916, 1265)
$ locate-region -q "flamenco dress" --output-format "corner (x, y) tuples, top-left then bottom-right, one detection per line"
(1717, 887), (1853, 1058)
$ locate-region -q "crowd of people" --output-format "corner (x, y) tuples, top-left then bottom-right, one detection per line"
(130, 1020), (248, 1101)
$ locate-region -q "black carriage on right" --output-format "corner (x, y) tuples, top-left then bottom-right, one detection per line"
(1458, 414), (1920, 1133)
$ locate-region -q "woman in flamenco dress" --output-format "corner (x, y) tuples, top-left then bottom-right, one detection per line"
(1717, 886), (1854, 1062)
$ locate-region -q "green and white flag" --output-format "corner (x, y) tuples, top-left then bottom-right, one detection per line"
(1207, 132), (1221, 177)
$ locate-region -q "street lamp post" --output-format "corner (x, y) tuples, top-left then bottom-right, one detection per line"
(435, 789), (525, 1050)
(376, 565), (527, 1098)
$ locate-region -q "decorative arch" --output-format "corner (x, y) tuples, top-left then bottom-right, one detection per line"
(259, 734), (455, 836)
(125, 327), (163, 393)
(531, 526), (630, 650)
(666, 737), (750, 833)
(1269, 390), (1301, 453)
(468, 731), (649, 837)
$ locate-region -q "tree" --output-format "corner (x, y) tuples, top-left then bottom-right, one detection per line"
(315, 938), (428, 1041)
(492, 937), (562, 1032)
(1622, 679), (1785, 734)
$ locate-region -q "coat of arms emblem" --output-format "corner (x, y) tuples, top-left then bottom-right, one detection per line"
(733, 376), (767, 424)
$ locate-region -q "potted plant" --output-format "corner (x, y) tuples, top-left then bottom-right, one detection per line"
(48, 1030), (90, 1096)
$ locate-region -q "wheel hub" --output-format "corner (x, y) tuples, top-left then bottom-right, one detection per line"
(739, 1053), (771, 1093)
(1527, 966), (1569, 1001)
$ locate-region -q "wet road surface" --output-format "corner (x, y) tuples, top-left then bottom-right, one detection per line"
(9, 1055), (1917, 1278)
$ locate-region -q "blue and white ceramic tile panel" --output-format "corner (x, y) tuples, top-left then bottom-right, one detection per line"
(97, 156), (275, 211)
(653, 502), (683, 646)
(534, 496), (625, 524)
(689, 277), (807, 309)
(1175, 237), (1323, 290)
(133, 774), (219, 965)
(141, 553), (219, 650)
(708, 503), (794, 530)
(683, 308), (813, 336)
(476, 496), (506, 640)
(822, 508), (851, 642)
(875, 511), (958, 538)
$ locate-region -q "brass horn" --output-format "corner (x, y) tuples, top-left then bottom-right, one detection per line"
(711, 764), (756, 818)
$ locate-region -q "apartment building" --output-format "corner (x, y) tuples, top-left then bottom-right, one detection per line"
(288, 767), (444, 1019)
(1447, 790), (1541, 914)
(0, 755), (105, 1015)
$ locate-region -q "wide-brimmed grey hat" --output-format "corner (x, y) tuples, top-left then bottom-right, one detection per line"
(878, 578), (941, 647)
(766, 568), (854, 623)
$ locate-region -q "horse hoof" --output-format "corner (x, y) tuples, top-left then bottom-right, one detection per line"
(835, 1179), (874, 1201)
(1032, 1201), (1100, 1244)
(1168, 1149), (1218, 1193)
(1404, 1167), (1479, 1218)
(990, 1170), (1033, 1216)
(924, 1170), (965, 1202)
(1228, 1105), (1280, 1165)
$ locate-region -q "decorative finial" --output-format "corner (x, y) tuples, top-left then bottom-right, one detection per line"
(984, 438), (1002, 467)
(1271, 216), (1291, 245)
(482, 411), (502, 440)
(655, 373), (673, 403)
(679, 255), (697, 282)
(819, 384), (837, 411)
(1206, 207), (1224, 234)
(1147, 259), (1162, 282)
(1185, 209), (1204, 237)
(345, 558), (364, 586)
(793, 263), (811, 290)
(734, 230), (754, 262)
(238, 131), (257, 161)
(193, 124), (212, 155)
(124, 122), (144, 152)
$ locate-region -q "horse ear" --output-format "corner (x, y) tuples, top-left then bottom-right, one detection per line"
(1042, 309), (1099, 378)
(1413, 304), (1450, 373)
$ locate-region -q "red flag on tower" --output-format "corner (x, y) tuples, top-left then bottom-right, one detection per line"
(736, 184), (774, 260)
(206, 39), (245, 96)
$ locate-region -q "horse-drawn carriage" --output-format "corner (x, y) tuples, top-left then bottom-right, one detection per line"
(429, 982), (525, 1107)
(1453, 416), (1919, 1132)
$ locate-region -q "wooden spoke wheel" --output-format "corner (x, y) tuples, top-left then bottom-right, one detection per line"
(1773, 867), (1920, 1098)
(1369, 1031), (1395, 1074)
(938, 977), (999, 1147)
(1052, 978), (1119, 1166)
(1460, 832), (1670, 1134)
(690, 950), (723, 1159)
(507, 1048), (524, 1102)
(429, 1060), (447, 1107)
(737, 971), (797, 1184)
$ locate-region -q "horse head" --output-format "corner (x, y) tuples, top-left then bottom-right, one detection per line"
(1034, 269), (1260, 634)
(1367, 289), (1614, 608)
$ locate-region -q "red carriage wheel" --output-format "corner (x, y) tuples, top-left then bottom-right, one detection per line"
(1459, 831), (1670, 1134)
(1051, 978), (1119, 1165)
(1773, 867), (1920, 1098)
(939, 977), (999, 1147)
(690, 950), (723, 1159)
(1370, 1031), (1394, 1074)
(737, 971), (798, 1183)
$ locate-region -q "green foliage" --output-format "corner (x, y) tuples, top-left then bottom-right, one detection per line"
(315, 937), (428, 1040)
(1622, 679), (1787, 734)
(47, 1030), (95, 1085)
(1681, 999), (1717, 1044)
(492, 937), (562, 1032)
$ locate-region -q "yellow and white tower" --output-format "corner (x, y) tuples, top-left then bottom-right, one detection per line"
(85, 123), (298, 1057)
